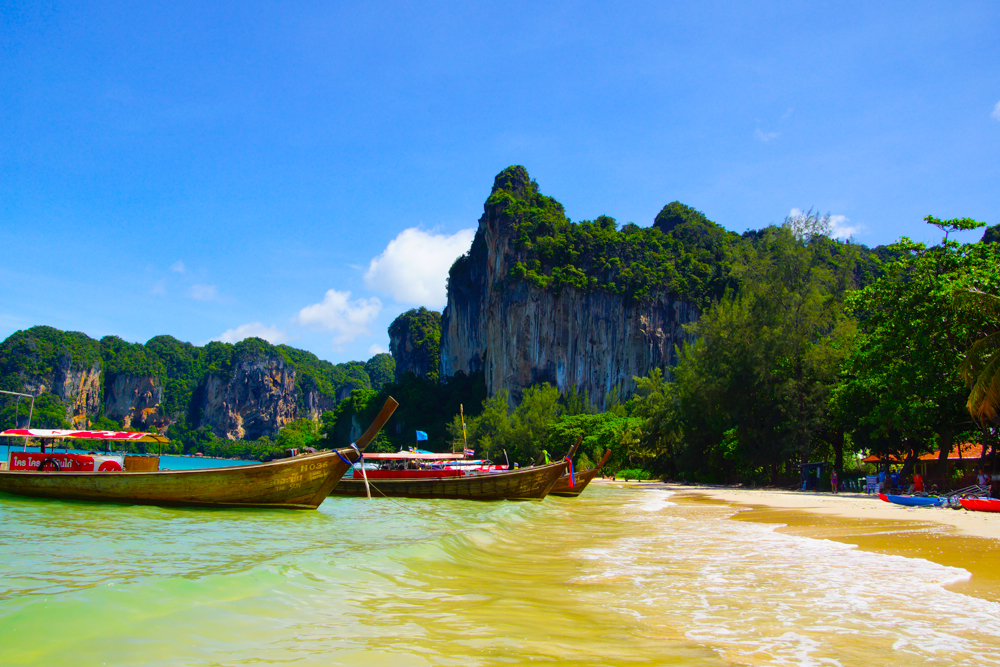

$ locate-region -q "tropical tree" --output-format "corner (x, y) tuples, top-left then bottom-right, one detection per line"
(834, 216), (992, 481)
(954, 288), (1000, 425)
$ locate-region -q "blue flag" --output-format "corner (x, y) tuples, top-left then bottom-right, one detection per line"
(415, 430), (428, 441)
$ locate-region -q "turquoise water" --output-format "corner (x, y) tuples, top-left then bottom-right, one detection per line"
(0, 445), (255, 470)
(0, 485), (998, 665)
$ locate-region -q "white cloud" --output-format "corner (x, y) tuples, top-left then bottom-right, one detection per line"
(789, 208), (862, 240)
(170, 260), (186, 274)
(828, 214), (861, 240)
(214, 322), (289, 345)
(754, 128), (779, 142)
(368, 343), (389, 356)
(189, 284), (217, 301)
(295, 289), (382, 346)
(364, 227), (476, 308)
(993, 101), (1000, 121)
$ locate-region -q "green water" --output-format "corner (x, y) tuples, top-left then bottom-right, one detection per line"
(1, 485), (998, 666)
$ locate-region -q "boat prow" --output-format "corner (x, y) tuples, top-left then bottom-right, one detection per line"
(550, 448), (612, 498)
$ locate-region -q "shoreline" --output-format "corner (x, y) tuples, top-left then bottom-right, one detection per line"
(593, 479), (1000, 540)
(593, 479), (1000, 601)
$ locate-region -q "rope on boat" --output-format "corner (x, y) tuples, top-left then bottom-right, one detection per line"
(360, 479), (426, 516)
(334, 444), (372, 500)
(350, 443), (371, 501)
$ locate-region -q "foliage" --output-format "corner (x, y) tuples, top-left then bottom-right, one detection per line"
(954, 288), (1000, 424)
(365, 353), (395, 391)
(0, 328), (376, 453)
(388, 308), (441, 382)
(0, 326), (101, 394)
(323, 370), (488, 454)
(666, 222), (860, 483)
(100, 336), (160, 377)
(833, 219), (999, 470)
(0, 392), (70, 430)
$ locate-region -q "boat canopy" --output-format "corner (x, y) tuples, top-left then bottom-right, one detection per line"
(363, 452), (466, 460)
(0, 428), (169, 443)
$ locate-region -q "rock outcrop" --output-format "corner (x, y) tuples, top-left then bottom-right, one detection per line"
(0, 326), (380, 440)
(440, 167), (698, 408)
(103, 374), (166, 430)
(199, 353), (298, 441)
(389, 308), (441, 382)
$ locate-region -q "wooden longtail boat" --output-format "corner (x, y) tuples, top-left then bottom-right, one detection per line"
(0, 398), (398, 510)
(550, 448), (611, 498)
(330, 458), (568, 500)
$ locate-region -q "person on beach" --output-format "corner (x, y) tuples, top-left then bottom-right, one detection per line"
(978, 470), (989, 487)
(914, 473), (924, 493)
(830, 470), (838, 494)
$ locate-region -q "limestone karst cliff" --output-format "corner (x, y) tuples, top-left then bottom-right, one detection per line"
(0, 326), (382, 440)
(440, 167), (704, 408)
(103, 374), (165, 430)
(388, 308), (441, 382)
(199, 350), (298, 440)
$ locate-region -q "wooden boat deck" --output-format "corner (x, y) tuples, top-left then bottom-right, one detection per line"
(0, 449), (356, 509)
(330, 459), (568, 500)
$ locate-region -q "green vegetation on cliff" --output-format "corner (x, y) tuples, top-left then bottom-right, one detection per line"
(0, 328), (389, 455)
(485, 166), (738, 304)
(388, 307), (441, 382)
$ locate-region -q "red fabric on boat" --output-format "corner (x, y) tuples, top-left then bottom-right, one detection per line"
(1, 428), (165, 442)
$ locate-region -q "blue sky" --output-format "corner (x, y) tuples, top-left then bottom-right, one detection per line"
(2, 0), (999, 364)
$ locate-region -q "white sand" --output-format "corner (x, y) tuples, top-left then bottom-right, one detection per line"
(592, 479), (1000, 541)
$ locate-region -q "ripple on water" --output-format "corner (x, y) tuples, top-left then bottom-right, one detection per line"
(0, 486), (998, 666)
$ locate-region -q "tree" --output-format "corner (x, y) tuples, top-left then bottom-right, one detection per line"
(364, 353), (395, 391)
(954, 287), (1000, 425)
(671, 222), (857, 483)
(631, 368), (681, 475)
(834, 216), (994, 482)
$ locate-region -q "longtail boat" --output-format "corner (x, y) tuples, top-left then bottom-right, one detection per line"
(0, 397), (398, 510)
(330, 454), (567, 500)
(550, 448), (612, 498)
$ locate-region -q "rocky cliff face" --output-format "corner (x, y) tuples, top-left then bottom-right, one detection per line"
(199, 354), (298, 440)
(440, 168), (698, 408)
(19, 359), (102, 428)
(103, 375), (165, 430)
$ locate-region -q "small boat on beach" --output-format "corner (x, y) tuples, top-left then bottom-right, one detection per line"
(959, 498), (1000, 512)
(330, 453), (567, 500)
(878, 493), (945, 508)
(0, 397), (398, 510)
(549, 448), (611, 498)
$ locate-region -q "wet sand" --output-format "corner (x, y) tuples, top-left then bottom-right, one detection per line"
(594, 480), (1000, 602)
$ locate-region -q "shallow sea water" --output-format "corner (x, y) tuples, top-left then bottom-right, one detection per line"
(0, 485), (998, 666)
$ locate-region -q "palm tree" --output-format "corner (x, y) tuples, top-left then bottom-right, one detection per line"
(953, 288), (1000, 424)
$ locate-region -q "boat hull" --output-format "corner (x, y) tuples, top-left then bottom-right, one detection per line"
(330, 460), (567, 500)
(959, 498), (1000, 512)
(550, 449), (612, 498)
(878, 493), (944, 507)
(0, 449), (358, 509)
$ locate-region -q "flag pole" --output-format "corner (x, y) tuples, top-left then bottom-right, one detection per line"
(460, 404), (468, 456)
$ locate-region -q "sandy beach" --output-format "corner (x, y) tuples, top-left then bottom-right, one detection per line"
(635, 482), (1000, 540)
(593, 479), (1000, 602)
